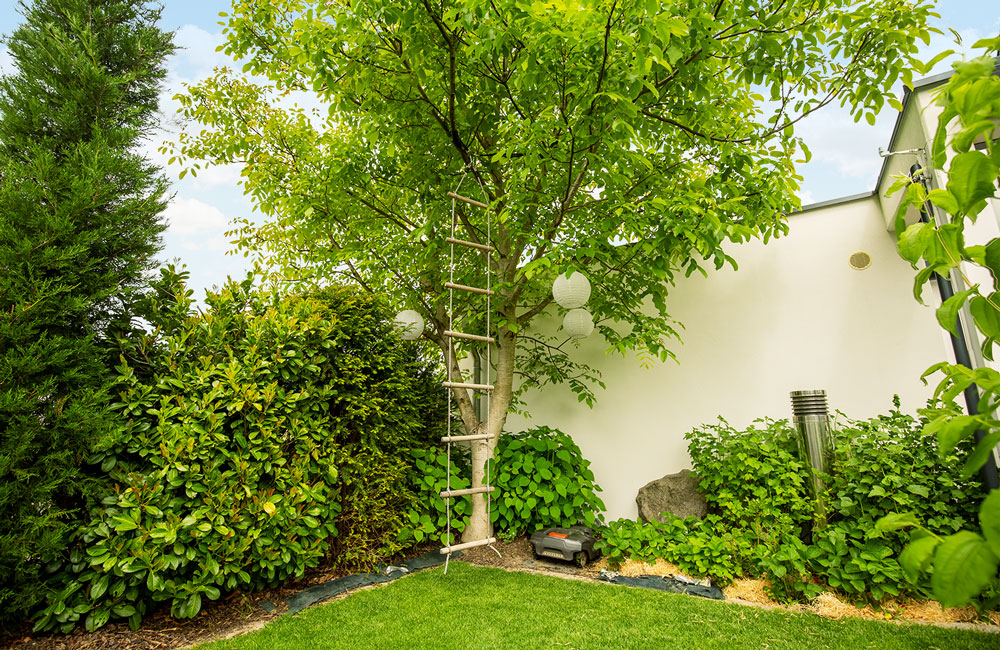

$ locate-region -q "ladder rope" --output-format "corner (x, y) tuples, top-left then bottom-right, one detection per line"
(472, 172), (502, 560)
(442, 168), (501, 573)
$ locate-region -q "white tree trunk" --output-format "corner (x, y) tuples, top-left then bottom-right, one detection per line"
(461, 328), (516, 542)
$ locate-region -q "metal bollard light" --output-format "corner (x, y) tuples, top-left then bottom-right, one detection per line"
(790, 389), (835, 521)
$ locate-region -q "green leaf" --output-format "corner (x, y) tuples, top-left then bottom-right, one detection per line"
(899, 535), (940, 582)
(946, 151), (998, 215)
(962, 430), (1000, 478)
(983, 240), (1000, 284)
(980, 489), (1000, 558)
(874, 512), (920, 532)
(926, 189), (960, 216)
(90, 574), (109, 600)
(931, 531), (999, 607)
(936, 414), (979, 455)
(111, 515), (138, 532)
(897, 222), (931, 264)
(970, 294), (1000, 339)
(935, 288), (976, 337)
(913, 266), (935, 304)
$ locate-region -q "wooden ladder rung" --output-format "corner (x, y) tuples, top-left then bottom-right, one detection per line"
(447, 192), (489, 209)
(446, 237), (495, 252)
(444, 330), (495, 343)
(442, 433), (493, 443)
(444, 282), (494, 296)
(440, 537), (498, 555)
(443, 381), (494, 391)
(440, 486), (496, 498)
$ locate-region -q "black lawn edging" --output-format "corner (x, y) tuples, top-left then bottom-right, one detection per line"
(272, 550), (460, 616)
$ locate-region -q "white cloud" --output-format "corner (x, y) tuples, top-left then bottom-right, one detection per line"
(164, 196), (229, 236)
(0, 45), (12, 75)
(797, 190), (816, 206)
(180, 234), (231, 253)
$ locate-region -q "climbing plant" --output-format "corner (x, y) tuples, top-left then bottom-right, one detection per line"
(878, 40), (1000, 609)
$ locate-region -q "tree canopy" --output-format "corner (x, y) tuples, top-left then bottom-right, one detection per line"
(173, 0), (937, 539)
(176, 0), (935, 402)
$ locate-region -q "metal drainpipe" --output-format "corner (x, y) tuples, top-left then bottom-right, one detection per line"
(909, 163), (1000, 491)
(791, 390), (835, 522)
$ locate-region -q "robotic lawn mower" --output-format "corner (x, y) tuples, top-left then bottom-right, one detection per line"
(529, 526), (599, 568)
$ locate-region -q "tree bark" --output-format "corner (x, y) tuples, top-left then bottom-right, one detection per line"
(461, 327), (516, 542)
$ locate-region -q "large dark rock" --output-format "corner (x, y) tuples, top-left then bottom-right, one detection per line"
(636, 469), (708, 523)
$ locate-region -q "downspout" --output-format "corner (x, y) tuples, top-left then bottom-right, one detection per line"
(909, 163), (1000, 491)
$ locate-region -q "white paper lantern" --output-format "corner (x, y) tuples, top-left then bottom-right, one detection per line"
(394, 309), (424, 341)
(563, 308), (594, 339)
(552, 271), (592, 309)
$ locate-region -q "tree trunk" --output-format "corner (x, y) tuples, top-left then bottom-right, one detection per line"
(461, 328), (516, 542)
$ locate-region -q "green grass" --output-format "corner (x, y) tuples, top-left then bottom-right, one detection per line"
(196, 562), (996, 650)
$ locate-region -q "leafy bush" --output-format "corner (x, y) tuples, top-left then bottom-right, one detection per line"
(597, 404), (982, 603)
(491, 426), (605, 537)
(398, 447), (472, 547)
(810, 406), (980, 602)
(33, 269), (444, 633)
(401, 426), (605, 546)
(595, 515), (752, 585)
(687, 418), (813, 545)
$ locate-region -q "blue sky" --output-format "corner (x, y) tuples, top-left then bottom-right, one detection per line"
(1, 1), (999, 297)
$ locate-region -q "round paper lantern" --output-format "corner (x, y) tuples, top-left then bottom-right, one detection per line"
(563, 308), (594, 339)
(394, 309), (424, 341)
(552, 271), (591, 309)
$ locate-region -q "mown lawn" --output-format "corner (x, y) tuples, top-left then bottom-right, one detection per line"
(196, 562), (997, 650)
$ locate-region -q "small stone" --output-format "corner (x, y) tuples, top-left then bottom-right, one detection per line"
(636, 469), (708, 523)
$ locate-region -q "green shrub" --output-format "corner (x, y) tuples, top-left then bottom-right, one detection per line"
(686, 417), (813, 544)
(401, 426), (605, 546)
(33, 269), (444, 633)
(595, 516), (754, 586)
(810, 405), (981, 602)
(398, 447), (472, 547)
(491, 426), (605, 537)
(596, 403), (982, 603)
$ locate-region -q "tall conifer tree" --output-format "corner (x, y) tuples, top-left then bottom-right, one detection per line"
(0, 0), (173, 623)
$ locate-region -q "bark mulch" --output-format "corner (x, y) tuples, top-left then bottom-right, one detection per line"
(0, 548), (423, 650)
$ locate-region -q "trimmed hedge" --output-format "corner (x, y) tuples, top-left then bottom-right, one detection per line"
(34, 268), (444, 633)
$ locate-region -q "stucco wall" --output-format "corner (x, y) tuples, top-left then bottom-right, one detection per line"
(507, 196), (952, 521)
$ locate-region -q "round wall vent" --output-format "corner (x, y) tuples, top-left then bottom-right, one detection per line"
(849, 251), (872, 270)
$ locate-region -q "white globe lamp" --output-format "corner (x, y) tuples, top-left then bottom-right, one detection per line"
(563, 308), (594, 339)
(552, 271), (591, 309)
(394, 309), (424, 341)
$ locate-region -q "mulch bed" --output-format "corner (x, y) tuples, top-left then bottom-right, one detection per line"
(0, 548), (425, 650)
(5, 537), (997, 648)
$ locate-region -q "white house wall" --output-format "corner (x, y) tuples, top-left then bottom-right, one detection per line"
(507, 196), (951, 522)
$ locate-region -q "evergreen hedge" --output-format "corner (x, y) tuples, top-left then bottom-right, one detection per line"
(34, 269), (445, 633)
(0, 0), (173, 623)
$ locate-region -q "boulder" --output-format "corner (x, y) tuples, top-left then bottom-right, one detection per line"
(636, 469), (708, 523)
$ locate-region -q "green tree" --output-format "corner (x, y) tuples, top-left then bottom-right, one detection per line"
(877, 40), (1000, 610)
(0, 0), (174, 623)
(172, 0), (935, 542)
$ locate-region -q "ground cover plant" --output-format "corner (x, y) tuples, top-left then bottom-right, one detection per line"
(32, 269), (446, 633)
(192, 562), (998, 650)
(0, 0), (173, 624)
(596, 404), (984, 607)
(170, 0), (938, 541)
